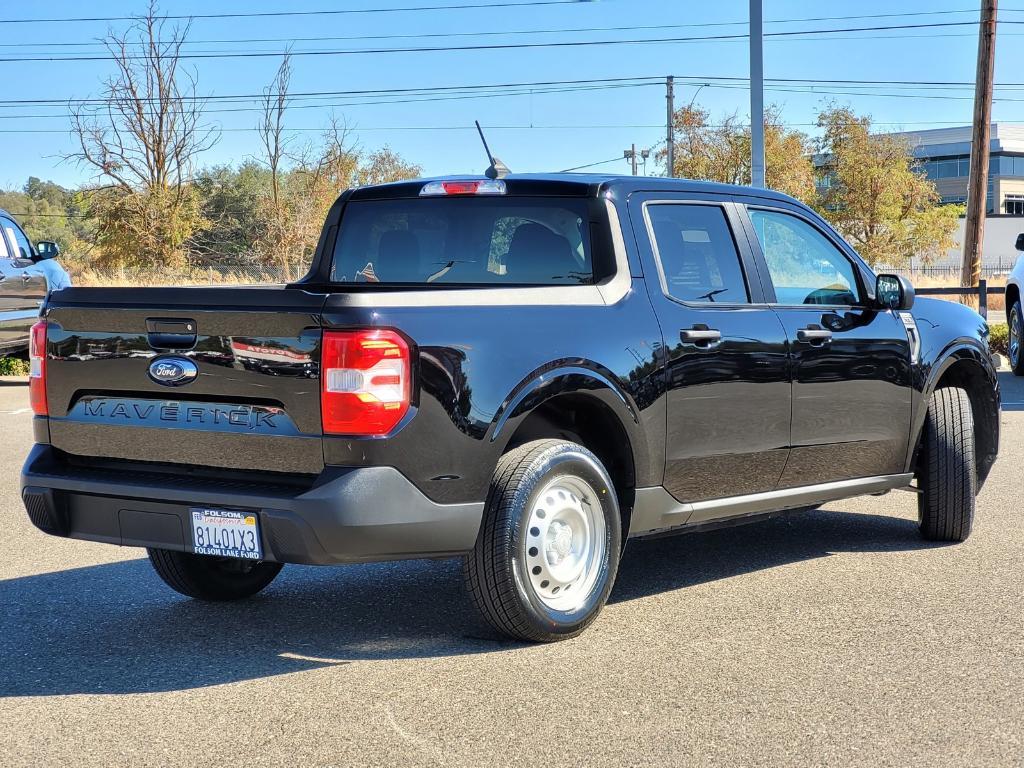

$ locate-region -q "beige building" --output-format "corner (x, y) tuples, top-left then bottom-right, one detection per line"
(816, 124), (1024, 269)
(892, 123), (1024, 215)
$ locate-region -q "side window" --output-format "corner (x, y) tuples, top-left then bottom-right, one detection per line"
(646, 204), (749, 303)
(1, 218), (32, 260)
(748, 209), (861, 306)
(0, 221), (10, 259)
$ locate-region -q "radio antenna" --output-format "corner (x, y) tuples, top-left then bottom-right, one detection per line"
(475, 120), (510, 179)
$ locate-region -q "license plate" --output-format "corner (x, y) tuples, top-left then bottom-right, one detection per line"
(189, 507), (263, 560)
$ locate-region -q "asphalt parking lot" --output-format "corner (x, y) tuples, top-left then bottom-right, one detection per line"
(1, 376), (1022, 767)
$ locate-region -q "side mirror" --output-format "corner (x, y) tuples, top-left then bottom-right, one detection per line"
(35, 241), (60, 260)
(876, 273), (915, 311)
(1016, 233), (1024, 251)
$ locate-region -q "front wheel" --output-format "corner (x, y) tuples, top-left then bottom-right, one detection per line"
(147, 548), (283, 600)
(917, 387), (977, 542)
(1009, 299), (1024, 375)
(464, 440), (622, 642)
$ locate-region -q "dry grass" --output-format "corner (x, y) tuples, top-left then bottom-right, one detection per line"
(906, 273), (1006, 313)
(70, 265), (286, 287)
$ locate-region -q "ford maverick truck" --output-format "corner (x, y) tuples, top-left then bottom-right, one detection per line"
(21, 175), (1000, 642)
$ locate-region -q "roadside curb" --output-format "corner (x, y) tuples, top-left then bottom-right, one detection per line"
(0, 376), (29, 386)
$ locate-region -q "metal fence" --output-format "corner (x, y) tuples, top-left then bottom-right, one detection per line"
(915, 279), (1004, 320)
(876, 265), (1012, 281)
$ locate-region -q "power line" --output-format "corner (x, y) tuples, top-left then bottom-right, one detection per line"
(0, 123), (669, 135)
(0, 75), (665, 107)
(0, 1), (585, 25)
(6, 71), (1024, 109)
(0, 21), (1010, 63)
(0, 82), (662, 120)
(0, 9), (999, 50)
(0, 77), (1014, 125)
(6, 5), (1019, 31)
(558, 156), (630, 172)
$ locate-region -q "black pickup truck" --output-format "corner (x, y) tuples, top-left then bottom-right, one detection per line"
(21, 175), (1000, 642)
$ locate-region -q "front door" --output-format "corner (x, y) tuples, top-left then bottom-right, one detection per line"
(630, 195), (791, 505)
(741, 205), (913, 488)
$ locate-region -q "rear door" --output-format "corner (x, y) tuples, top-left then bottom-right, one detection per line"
(738, 203), (913, 488)
(629, 193), (791, 507)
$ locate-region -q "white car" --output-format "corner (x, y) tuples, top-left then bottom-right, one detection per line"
(0, 209), (71, 354)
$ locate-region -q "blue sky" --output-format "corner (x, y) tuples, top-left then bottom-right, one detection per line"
(0, 0), (1020, 188)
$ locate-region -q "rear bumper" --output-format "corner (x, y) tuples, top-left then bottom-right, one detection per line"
(20, 444), (484, 565)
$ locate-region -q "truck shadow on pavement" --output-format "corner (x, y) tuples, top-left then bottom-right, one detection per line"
(0, 507), (941, 697)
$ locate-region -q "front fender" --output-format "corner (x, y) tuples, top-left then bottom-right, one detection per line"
(906, 312), (1000, 484)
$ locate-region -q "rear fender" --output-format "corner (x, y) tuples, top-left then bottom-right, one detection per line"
(489, 364), (649, 482)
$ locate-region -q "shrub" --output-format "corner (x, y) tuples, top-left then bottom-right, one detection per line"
(989, 322), (1009, 356)
(0, 357), (30, 376)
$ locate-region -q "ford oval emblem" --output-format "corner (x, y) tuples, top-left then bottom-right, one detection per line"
(148, 357), (198, 386)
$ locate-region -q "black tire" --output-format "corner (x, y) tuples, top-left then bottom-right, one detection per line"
(464, 439), (622, 643)
(917, 386), (977, 542)
(147, 548), (283, 600)
(1009, 299), (1024, 376)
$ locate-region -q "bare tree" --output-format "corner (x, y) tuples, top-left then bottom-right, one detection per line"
(69, 1), (218, 268)
(258, 51), (292, 212)
(256, 52), (305, 279)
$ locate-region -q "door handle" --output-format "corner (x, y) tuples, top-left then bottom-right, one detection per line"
(797, 325), (833, 344)
(680, 326), (722, 348)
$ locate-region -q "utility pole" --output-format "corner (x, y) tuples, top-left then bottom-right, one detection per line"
(961, 0), (998, 290)
(666, 75), (675, 177)
(749, 0), (765, 188)
(623, 145), (650, 176)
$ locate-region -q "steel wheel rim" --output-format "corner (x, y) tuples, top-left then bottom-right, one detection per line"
(1011, 306), (1022, 366)
(523, 475), (606, 612)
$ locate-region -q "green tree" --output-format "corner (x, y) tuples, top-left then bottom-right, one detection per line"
(192, 163), (272, 263)
(0, 179), (92, 257)
(660, 104), (816, 203)
(814, 106), (961, 267)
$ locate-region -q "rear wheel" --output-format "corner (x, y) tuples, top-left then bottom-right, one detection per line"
(147, 548), (283, 600)
(464, 439), (621, 642)
(1009, 300), (1024, 375)
(917, 386), (976, 542)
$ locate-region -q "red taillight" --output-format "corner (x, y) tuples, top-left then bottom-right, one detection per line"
(419, 179), (506, 196)
(321, 329), (411, 436)
(29, 320), (47, 416)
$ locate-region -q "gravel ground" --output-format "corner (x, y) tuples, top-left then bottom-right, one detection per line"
(1, 376), (1022, 767)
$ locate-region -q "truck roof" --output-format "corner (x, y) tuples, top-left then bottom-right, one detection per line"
(348, 173), (804, 205)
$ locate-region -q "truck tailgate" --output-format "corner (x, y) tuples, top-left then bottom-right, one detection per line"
(43, 286), (327, 475)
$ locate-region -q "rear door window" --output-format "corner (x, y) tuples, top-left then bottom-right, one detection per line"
(645, 203), (749, 303)
(330, 198), (592, 285)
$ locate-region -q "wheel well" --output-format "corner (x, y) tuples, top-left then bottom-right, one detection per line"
(505, 394), (636, 531)
(931, 359), (999, 487)
(1007, 282), (1020, 315)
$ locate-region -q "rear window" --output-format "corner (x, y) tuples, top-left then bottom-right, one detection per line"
(330, 197), (593, 286)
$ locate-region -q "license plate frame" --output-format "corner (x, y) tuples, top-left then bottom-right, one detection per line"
(189, 507), (263, 560)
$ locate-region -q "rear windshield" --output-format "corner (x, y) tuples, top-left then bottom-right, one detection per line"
(330, 197), (593, 286)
